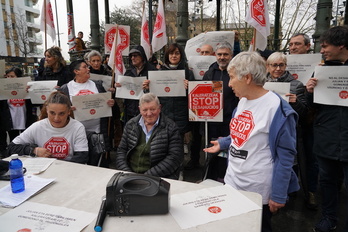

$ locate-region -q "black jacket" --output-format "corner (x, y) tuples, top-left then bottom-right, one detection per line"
(116, 113), (184, 179)
(37, 65), (72, 87)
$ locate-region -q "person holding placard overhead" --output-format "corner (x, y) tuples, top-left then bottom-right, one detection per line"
(306, 26), (348, 232)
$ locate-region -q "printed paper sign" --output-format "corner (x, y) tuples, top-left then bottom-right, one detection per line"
(0, 202), (96, 232)
(188, 56), (216, 80)
(89, 73), (113, 92)
(148, 70), (186, 97)
(27, 81), (57, 104)
(263, 82), (290, 102)
(188, 81), (223, 122)
(286, 54), (322, 84)
(115, 75), (146, 100)
(72, 92), (112, 121)
(0, 77), (30, 100)
(314, 66), (348, 107)
(185, 31), (235, 58)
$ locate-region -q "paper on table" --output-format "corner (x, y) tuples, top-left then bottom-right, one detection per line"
(23, 158), (56, 175)
(0, 175), (55, 208)
(0, 201), (96, 232)
(170, 185), (261, 229)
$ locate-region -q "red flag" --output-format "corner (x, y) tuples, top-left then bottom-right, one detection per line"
(108, 28), (125, 81)
(152, 0), (167, 53)
(141, 1), (151, 60)
(40, 0), (56, 43)
(245, 0), (270, 51)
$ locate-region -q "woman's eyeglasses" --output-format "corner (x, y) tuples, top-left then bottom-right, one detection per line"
(269, 63), (286, 68)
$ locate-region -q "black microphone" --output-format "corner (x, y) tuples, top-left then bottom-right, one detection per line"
(94, 197), (107, 232)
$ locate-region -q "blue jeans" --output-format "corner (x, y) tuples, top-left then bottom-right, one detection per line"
(317, 156), (348, 229)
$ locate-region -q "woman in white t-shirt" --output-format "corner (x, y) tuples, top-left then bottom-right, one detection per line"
(8, 91), (89, 164)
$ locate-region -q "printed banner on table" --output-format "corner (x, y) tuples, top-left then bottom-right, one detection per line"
(188, 56), (216, 80)
(72, 92), (112, 121)
(0, 201), (96, 232)
(286, 54), (322, 84)
(263, 82), (290, 102)
(27, 80), (57, 104)
(115, 75), (146, 100)
(0, 77), (30, 100)
(188, 81), (223, 122)
(148, 70), (186, 97)
(314, 66), (348, 107)
(170, 185), (261, 229)
(89, 73), (113, 92)
(185, 31), (235, 58)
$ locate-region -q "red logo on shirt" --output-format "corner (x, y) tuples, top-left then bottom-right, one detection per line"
(9, 99), (25, 107)
(44, 137), (69, 159)
(208, 206), (222, 214)
(230, 110), (255, 147)
(77, 89), (94, 95)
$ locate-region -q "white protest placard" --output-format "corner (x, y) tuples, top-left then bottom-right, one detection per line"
(314, 66), (348, 107)
(263, 82), (290, 102)
(188, 56), (216, 80)
(0, 202), (96, 232)
(170, 185), (261, 229)
(115, 75), (146, 100)
(104, 24), (130, 55)
(89, 73), (113, 92)
(0, 77), (30, 100)
(148, 70), (186, 97)
(286, 53), (322, 84)
(188, 81), (223, 122)
(185, 31), (235, 58)
(72, 92), (112, 121)
(27, 81), (57, 104)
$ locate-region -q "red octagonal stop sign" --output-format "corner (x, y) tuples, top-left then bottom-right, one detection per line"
(44, 137), (70, 160)
(105, 27), (117, 51)
(230, 110), (255, 148)
(251, 0), (266, 26)
(189, 83), (222, 119)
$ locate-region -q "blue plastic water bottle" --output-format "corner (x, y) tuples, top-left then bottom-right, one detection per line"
(9, 154), (25, 193)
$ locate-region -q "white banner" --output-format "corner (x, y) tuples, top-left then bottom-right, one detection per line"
(286, 54), (322, 84)
(314, 66), (348, 107)
(89, 73), (113, 92)
(263, 82), (290, 102)
(0, 77), (30, 100)
(27, 80), (57, 104)
(188, 56), (216, 80)
(148, 70), (186, 97)
(72, 92), (112, 121)
(115, 75), (146, 100)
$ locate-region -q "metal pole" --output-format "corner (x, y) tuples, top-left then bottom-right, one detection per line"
(216, 0), (221, 31)
(274, 0), (281, 51)
(54, 0), (60, 47)
(90, 0), (100, 51)
(149, 0), (153, 43)
(176, 0), (189, 48)
(312, 0), (332, 52)
(105, 0), (110, 24)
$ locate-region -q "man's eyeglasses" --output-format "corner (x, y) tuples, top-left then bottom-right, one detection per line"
(269, 63), (286, 68)
(130, 54), (140, 58)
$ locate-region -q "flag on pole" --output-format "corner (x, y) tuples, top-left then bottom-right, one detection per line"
(141, 1), (151, 60)
(245, 0), (270, 51)
(108, 28), (125, 81)
(152, 0), (167, 53)
(40, 0), (56, 43)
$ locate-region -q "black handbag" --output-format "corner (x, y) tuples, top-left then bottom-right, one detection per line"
(87, 132), (106, 166)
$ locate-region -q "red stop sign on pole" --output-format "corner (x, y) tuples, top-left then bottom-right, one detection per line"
(189, 81), (223, 122)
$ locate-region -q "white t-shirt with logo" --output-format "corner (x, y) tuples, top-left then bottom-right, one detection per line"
(224, 91), (280, 204)
(8, 99), (26, 130)
(67, 80), (100, 133)
(12, 118), (88, 161)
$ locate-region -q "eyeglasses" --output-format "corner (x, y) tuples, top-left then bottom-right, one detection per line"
(130, 54), (140, 58)
(269, 63), (286, 68)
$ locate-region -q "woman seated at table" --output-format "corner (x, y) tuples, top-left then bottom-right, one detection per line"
(7, 91), (89, 164)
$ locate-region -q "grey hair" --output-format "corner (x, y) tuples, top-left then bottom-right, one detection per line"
(139, 93), (160, 107)
(215, 42), (233, 53)
(227, 51), (267, 86)
(266, 52), (287, 65)
(290, 33), (311, 45)
(87, 50), (102, 61)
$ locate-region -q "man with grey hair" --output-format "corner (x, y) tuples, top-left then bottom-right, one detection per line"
(116, 93), (184, 179)
(289, 33), (311, 54)
(202, 42), (239, 182)
(204, 51), (299, 232)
